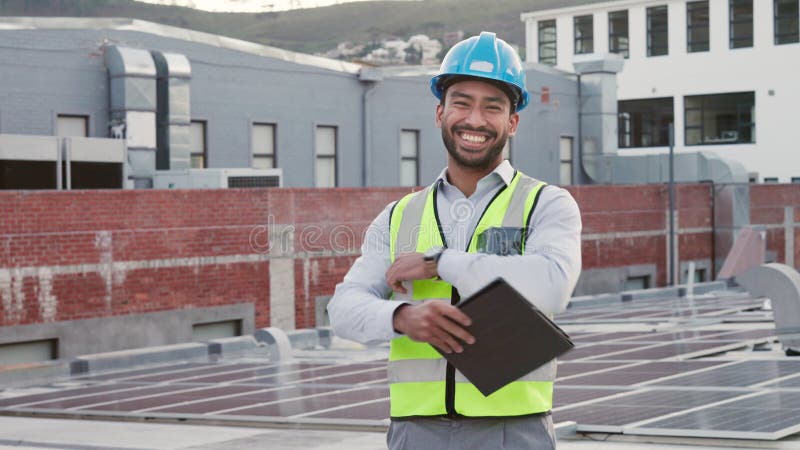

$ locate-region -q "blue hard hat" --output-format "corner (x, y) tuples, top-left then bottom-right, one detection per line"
(431, 31), (529, 112)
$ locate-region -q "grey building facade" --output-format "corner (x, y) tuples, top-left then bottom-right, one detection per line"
(0, 18), (598, 189)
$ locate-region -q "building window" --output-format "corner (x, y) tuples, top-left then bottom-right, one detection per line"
(775, 0), (800, 44)
(791, 177), (800, 183)
(0, 339), (57, 365)
(647, 5), (669, 56)
(251, 123), (276, 169)
(624, 275), (650, 290)
(400, 129), (419, 187)
(685, 92), (755, 145)
(192, 320), (242, 341)
(189, 120), (207, 169)
(609, 10), (629, 58)
(560, 137), (573, 185)
(685, 267), (707, 282)
(687, 1), (710, 52)
(538, 20), (557, 65)
(764, 177), (779, 183)
(56, 115), (88, 137)
(618, 98), (674, 148)
(574, 15), (594, 54)
(315, 125), (337, 188)
(730, 0), (754, 48)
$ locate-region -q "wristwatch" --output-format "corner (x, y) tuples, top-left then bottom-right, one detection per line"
(423, 246), (445, 264)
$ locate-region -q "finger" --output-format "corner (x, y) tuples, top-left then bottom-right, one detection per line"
(385, 268), (401, 292)
(385, 264), (397, 284)
(435, 304), (473, 327)
(433, 315), (475, 345)
(430, 328), (463, 353)
(429, 335), (457, 354)
(392, 280), (407, 294)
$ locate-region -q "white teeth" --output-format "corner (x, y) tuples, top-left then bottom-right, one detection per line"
(460, 133), (487, 144)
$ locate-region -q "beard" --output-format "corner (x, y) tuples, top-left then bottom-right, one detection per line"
(442, 124), (508, 171)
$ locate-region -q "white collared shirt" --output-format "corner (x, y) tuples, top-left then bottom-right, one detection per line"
(327, 160), (582, 345)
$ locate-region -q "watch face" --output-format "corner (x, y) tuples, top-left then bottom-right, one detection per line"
(424, 247), (442, 261)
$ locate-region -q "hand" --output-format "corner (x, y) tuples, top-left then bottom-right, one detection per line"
(385, 252), (438, 294)
(392, 300), (475, 353)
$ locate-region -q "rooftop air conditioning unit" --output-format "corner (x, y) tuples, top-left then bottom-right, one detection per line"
(153, 168), (283, 189)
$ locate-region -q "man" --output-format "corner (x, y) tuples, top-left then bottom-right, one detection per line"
(328, 32), (581, 449)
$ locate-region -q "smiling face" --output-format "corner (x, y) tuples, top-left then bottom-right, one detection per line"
(436, 79), (520, 172)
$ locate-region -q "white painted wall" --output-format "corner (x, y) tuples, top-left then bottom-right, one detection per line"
(523, 0), (800, 182)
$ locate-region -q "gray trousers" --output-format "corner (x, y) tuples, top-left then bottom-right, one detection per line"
(387, 414), (556, 450)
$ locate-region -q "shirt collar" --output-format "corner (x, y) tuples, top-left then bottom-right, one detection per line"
(435, 159), (516, 188)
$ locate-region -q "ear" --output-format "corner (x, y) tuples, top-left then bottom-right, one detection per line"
(435, 104), (444, 128)
(508, 112), (520, 136)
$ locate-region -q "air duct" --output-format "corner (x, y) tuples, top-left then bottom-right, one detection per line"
(573, 54), (625, 184)
(105, 45), (158, 188)
(151, 51), (192, 170)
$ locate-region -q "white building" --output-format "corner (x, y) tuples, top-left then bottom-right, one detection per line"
(522, 0), (800, 183)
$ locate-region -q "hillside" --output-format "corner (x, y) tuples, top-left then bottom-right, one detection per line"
(0, 0), (551, 55)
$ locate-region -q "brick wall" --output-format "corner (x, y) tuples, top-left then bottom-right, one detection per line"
(0, 187), (408, 329)
(1, 183), (797, 332)
(570, 183), (714, 287)
(751, 185), (800, 267)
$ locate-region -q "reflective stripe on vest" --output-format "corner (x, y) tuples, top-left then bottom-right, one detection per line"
(387, 171), (551, 418)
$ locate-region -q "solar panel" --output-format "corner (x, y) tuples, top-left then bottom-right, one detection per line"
(180, 361), (328, 384)
(555, 389), (747, 430)
(306, 367), (387, 386)
(571, 332), (652, 343)
(707, 329), (776, 341)
(300, 398), (390, 420)
(219, 386), (389, 418)
(552, 387), (629, 408)
(0, 285), (794, 444)
(146, 385), (339, 414)
(649, 360), (800, 387)
(26, 384), (197, 410)
(587, 310), (667, 320)
(555, 310), (614, 321)
(78, 385), (269, 413)
(627, 391), (800, 440)
(558, 343), (646, 361)
(560, 361), (728, 386)
(556, 361), (623, 378)
(646, 330), (740, 341)
(0, 383), (144, 407)
(760, 374), (800, 388)
(120, 363), (273, 383)
(73, 362), (214, 381)
(594, 341), (745, 361)
(247, 362), (384, 385)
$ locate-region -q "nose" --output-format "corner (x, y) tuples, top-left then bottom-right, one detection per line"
(463, 105), (488, 128)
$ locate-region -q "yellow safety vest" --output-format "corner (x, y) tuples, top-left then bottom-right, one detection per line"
(388, 171), (553, 418)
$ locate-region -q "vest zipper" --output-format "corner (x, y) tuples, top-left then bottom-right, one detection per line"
(433, 176), (516, 418)
(445, 289), (460, 416)
(432, 182), (458, 417)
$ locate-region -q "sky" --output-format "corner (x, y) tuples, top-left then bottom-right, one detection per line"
(132, 0), (380, 13)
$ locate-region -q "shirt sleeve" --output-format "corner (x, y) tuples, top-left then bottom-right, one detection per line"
(326, 202), (409, 345)
(436, 186), (582, 315)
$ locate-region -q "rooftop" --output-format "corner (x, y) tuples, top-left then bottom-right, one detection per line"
(1, 280), (799, 449)
(0, 17), (362, 74)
